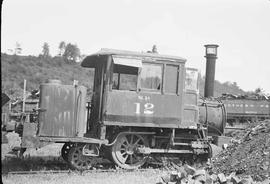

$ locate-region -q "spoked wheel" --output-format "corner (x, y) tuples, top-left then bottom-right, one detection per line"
(61, 143), (74, 162)
(68, 144), (95, 170)
(111, 133), (148, 169)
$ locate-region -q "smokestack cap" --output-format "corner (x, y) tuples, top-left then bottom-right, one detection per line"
(204, 44), (219, 57)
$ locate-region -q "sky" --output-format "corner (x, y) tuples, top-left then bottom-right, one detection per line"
(2, 0), (270, 94)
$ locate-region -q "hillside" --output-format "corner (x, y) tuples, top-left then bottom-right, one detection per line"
(1, 53), (246, 99)
(1, 53), (94, 99)
(198, 76), (246, 97)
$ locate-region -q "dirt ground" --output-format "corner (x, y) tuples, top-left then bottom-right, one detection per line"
(1, 142), (167, 184)
(2, 169), (166, 184)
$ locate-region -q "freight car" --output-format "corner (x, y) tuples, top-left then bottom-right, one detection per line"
(3, 48), (226, 170)
(219, 94), (270, 125)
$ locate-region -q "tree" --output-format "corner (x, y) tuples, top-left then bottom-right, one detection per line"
(42, 42), (50, 58)
(63, 43), (80, 62)
(254, 87), (265, 95)
(14, 42), (22, 55)
(58, 41), (66, 56)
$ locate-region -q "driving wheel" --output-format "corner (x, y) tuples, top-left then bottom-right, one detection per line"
(68, 144), (94, 170)
(111, 133), (148, 169)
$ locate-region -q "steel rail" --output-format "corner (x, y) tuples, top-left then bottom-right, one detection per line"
(5, 168), (162, 175)
(225, 126), (245, 130)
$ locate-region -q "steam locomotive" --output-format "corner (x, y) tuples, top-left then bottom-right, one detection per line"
(3, 48), (227, 170)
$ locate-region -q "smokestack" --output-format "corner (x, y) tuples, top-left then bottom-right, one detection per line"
(204, 44), (219, 98)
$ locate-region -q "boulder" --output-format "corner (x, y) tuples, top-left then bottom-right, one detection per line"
(205, 177), (213, 184)
(239, 175), (253, 184)
(261, 179), (270, 184)
(161, 174), (171, 183)
(218, 173), (227, 183)
(184, 164), (196, 175)
(231, 175), (241, 184)
(210, 174), (218, 182)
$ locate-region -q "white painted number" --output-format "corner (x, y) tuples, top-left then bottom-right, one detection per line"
(134, 103), (140, 114)
(144, 103), (154, 114)
(134, 102), (154, 115)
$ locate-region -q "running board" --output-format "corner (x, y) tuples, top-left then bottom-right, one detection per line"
(39, 136), (108, 145)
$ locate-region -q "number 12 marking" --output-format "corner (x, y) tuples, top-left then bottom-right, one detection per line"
(134, 103), (154, 115)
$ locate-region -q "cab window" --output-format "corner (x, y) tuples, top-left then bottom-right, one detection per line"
(112, 64), (138, 91)
(185, 69), (198, 91)
(165, 64), (178, 94)
(140, 63), (162, 91)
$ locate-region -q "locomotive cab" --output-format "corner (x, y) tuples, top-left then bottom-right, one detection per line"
(81, 49), (201, 138)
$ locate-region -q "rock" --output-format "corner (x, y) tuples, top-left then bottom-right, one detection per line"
(194, 175), (206, 183)
(261, 161), (269, 171)
(170, 171), (179, 182)
(184, 164), (196, 175)
(238, 175), (253, 184)
(210, 174), (218, 182)
(171, 171), (178, 175)
(177, 172), (187, 180)
(179, 178), (188, 184)
(161, 174), (171, 183)
(223, 144), (228, 149)
(231, 175), (241, 184)
(210, 143), (223, 157)
(193, 169), (206, 177)
(194, 180), (202, 184)
(261, 179), (270, 184)
(177, 167), (188, 179)
(192, 169), (206, 183)
(5, 132), (21, 149)
(231, 139), (241, 144)
(187, 175), (195, 184)
(226, 172), (236, 182)
(218, 173), (227, 183)
(205, 178), (213, 184)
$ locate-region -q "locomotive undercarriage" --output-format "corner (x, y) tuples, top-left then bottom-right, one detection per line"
(61, 126), (211, 170)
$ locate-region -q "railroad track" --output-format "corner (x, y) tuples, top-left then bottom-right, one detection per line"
(5, 168), (162, 175)
(225, 126), (245, 130)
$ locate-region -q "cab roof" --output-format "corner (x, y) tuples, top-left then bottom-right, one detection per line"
(81, 48), (186, 68)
